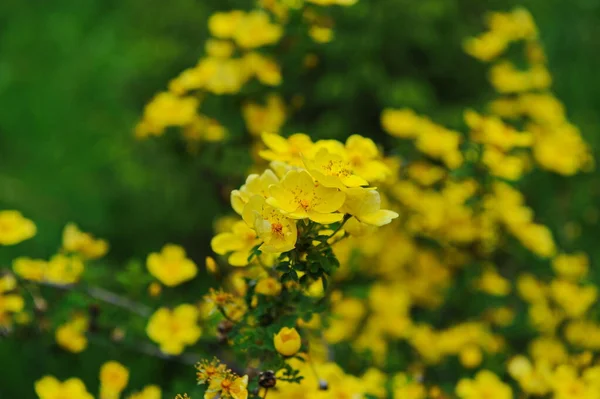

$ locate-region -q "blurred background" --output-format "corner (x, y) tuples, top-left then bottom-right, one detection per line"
(1, 0), (599, 396)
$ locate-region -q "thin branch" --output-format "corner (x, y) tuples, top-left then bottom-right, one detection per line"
(24, 280), (152, 318)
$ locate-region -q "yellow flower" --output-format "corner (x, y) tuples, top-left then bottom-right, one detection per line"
(341, 188), (398, 227)
(231, 169), (280, 215)
(100, 361), (129, 399)
(0, 210), (36, 245)
(205, 374), (248, 399)
(146, 304), (202, 355)
(463, 31), (508, 61)
(45, 254), (85, 285)
(255, 277), (282, 296)
(12, 257), (46, 282)
(381, 108), (422, 138)
(274, 326), (302, 356)
(267, 169), (345, 224)
(205, 39), (235, 58)
(476, 268), (511, 296)
(459, 345), (483, 368)
(242, 195), (298, 253)
(146, 244), (198, 287)
(242, 94), (286, 136)
(196, 358), (227, 385)
(550, 279), (597, 318)
(211, 220), (261, 266)
(243, 53), (282, 86)
(0, 274), (24, 327)
(209, 11), (282, 49)
(303, 148), (368, 189)
(552, 253), (589, 281)
(309, 26), (333, 43)
(233, 11), (282, 49)
(35, 376), (94, 399)
(456, 370), (512, 399)
(208, 11), (245, 38)
(259, 133), (314, 167)
(126, 385), (161, 399)
(344, 135), (391, 183)
(136, 92), (198, 138)
(55, 314), (88, 353)
(62, 223), (109, 260)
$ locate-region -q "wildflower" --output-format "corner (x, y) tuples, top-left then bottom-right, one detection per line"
(209, 10), (282, 49)
(344, 135), (390, 182)
(381, 108), (422, 138)
(303, 148), (368, 189)
(12, 257), (46, 282)
(55, 314), (88, 353)
(242, 195), (298, 253)
(196, 358), (227, 385)
(456, 370), (512, 399)
(259, 133), (314, 167)
(274, 327), (302, 356)
(309, 26), (333, 43)
(341, 188), (398, 227)
(231, 169), (280, 215)
(45, 254), (84, 285)
(211, 221), (261, 267)
(242, 95), (286, 136)
(0, 210), (36, 245)
(146, 244), (198, 287)
(0, 274), (24, 327)
(127, 385), (161, 399)
(255, 277), (282, 296)
(267, 169), (345, 224)
(552, 253), (589, 281)
(459, 345), (483, 368)
(34, 376), (94, 399)
(136, 92), (198, 138)
(463, 31), (508, 62)
(146, 304), (202, 355)
(243, 53), (282, 86)
(62, 223), (108, 259)
(99, 361), (129, 399)
(476, 268), (511, 296)
(205, 373), (249, 399)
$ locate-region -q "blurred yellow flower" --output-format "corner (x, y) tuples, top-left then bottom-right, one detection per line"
(100, 361), (129, 399)
(62, 223), (108, 260)
(0, 274), (24, 328)
(127, 385), (162, 399)
(255, 277), (282, 296)
(147, 244), (198, 287)
(0, 210), (36, 245)
(35, 376), (94, 399)
(456, 370), (512, 399)
(146, 304), (202, 355)
(55, 314), (88, 353)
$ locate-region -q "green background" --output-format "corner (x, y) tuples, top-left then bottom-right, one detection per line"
(1, 0), (599, 396)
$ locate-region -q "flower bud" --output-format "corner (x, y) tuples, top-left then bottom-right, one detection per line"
(273, 327), (301, 357)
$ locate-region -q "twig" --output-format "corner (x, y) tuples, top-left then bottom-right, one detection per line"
(25, 280), (152, 318)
